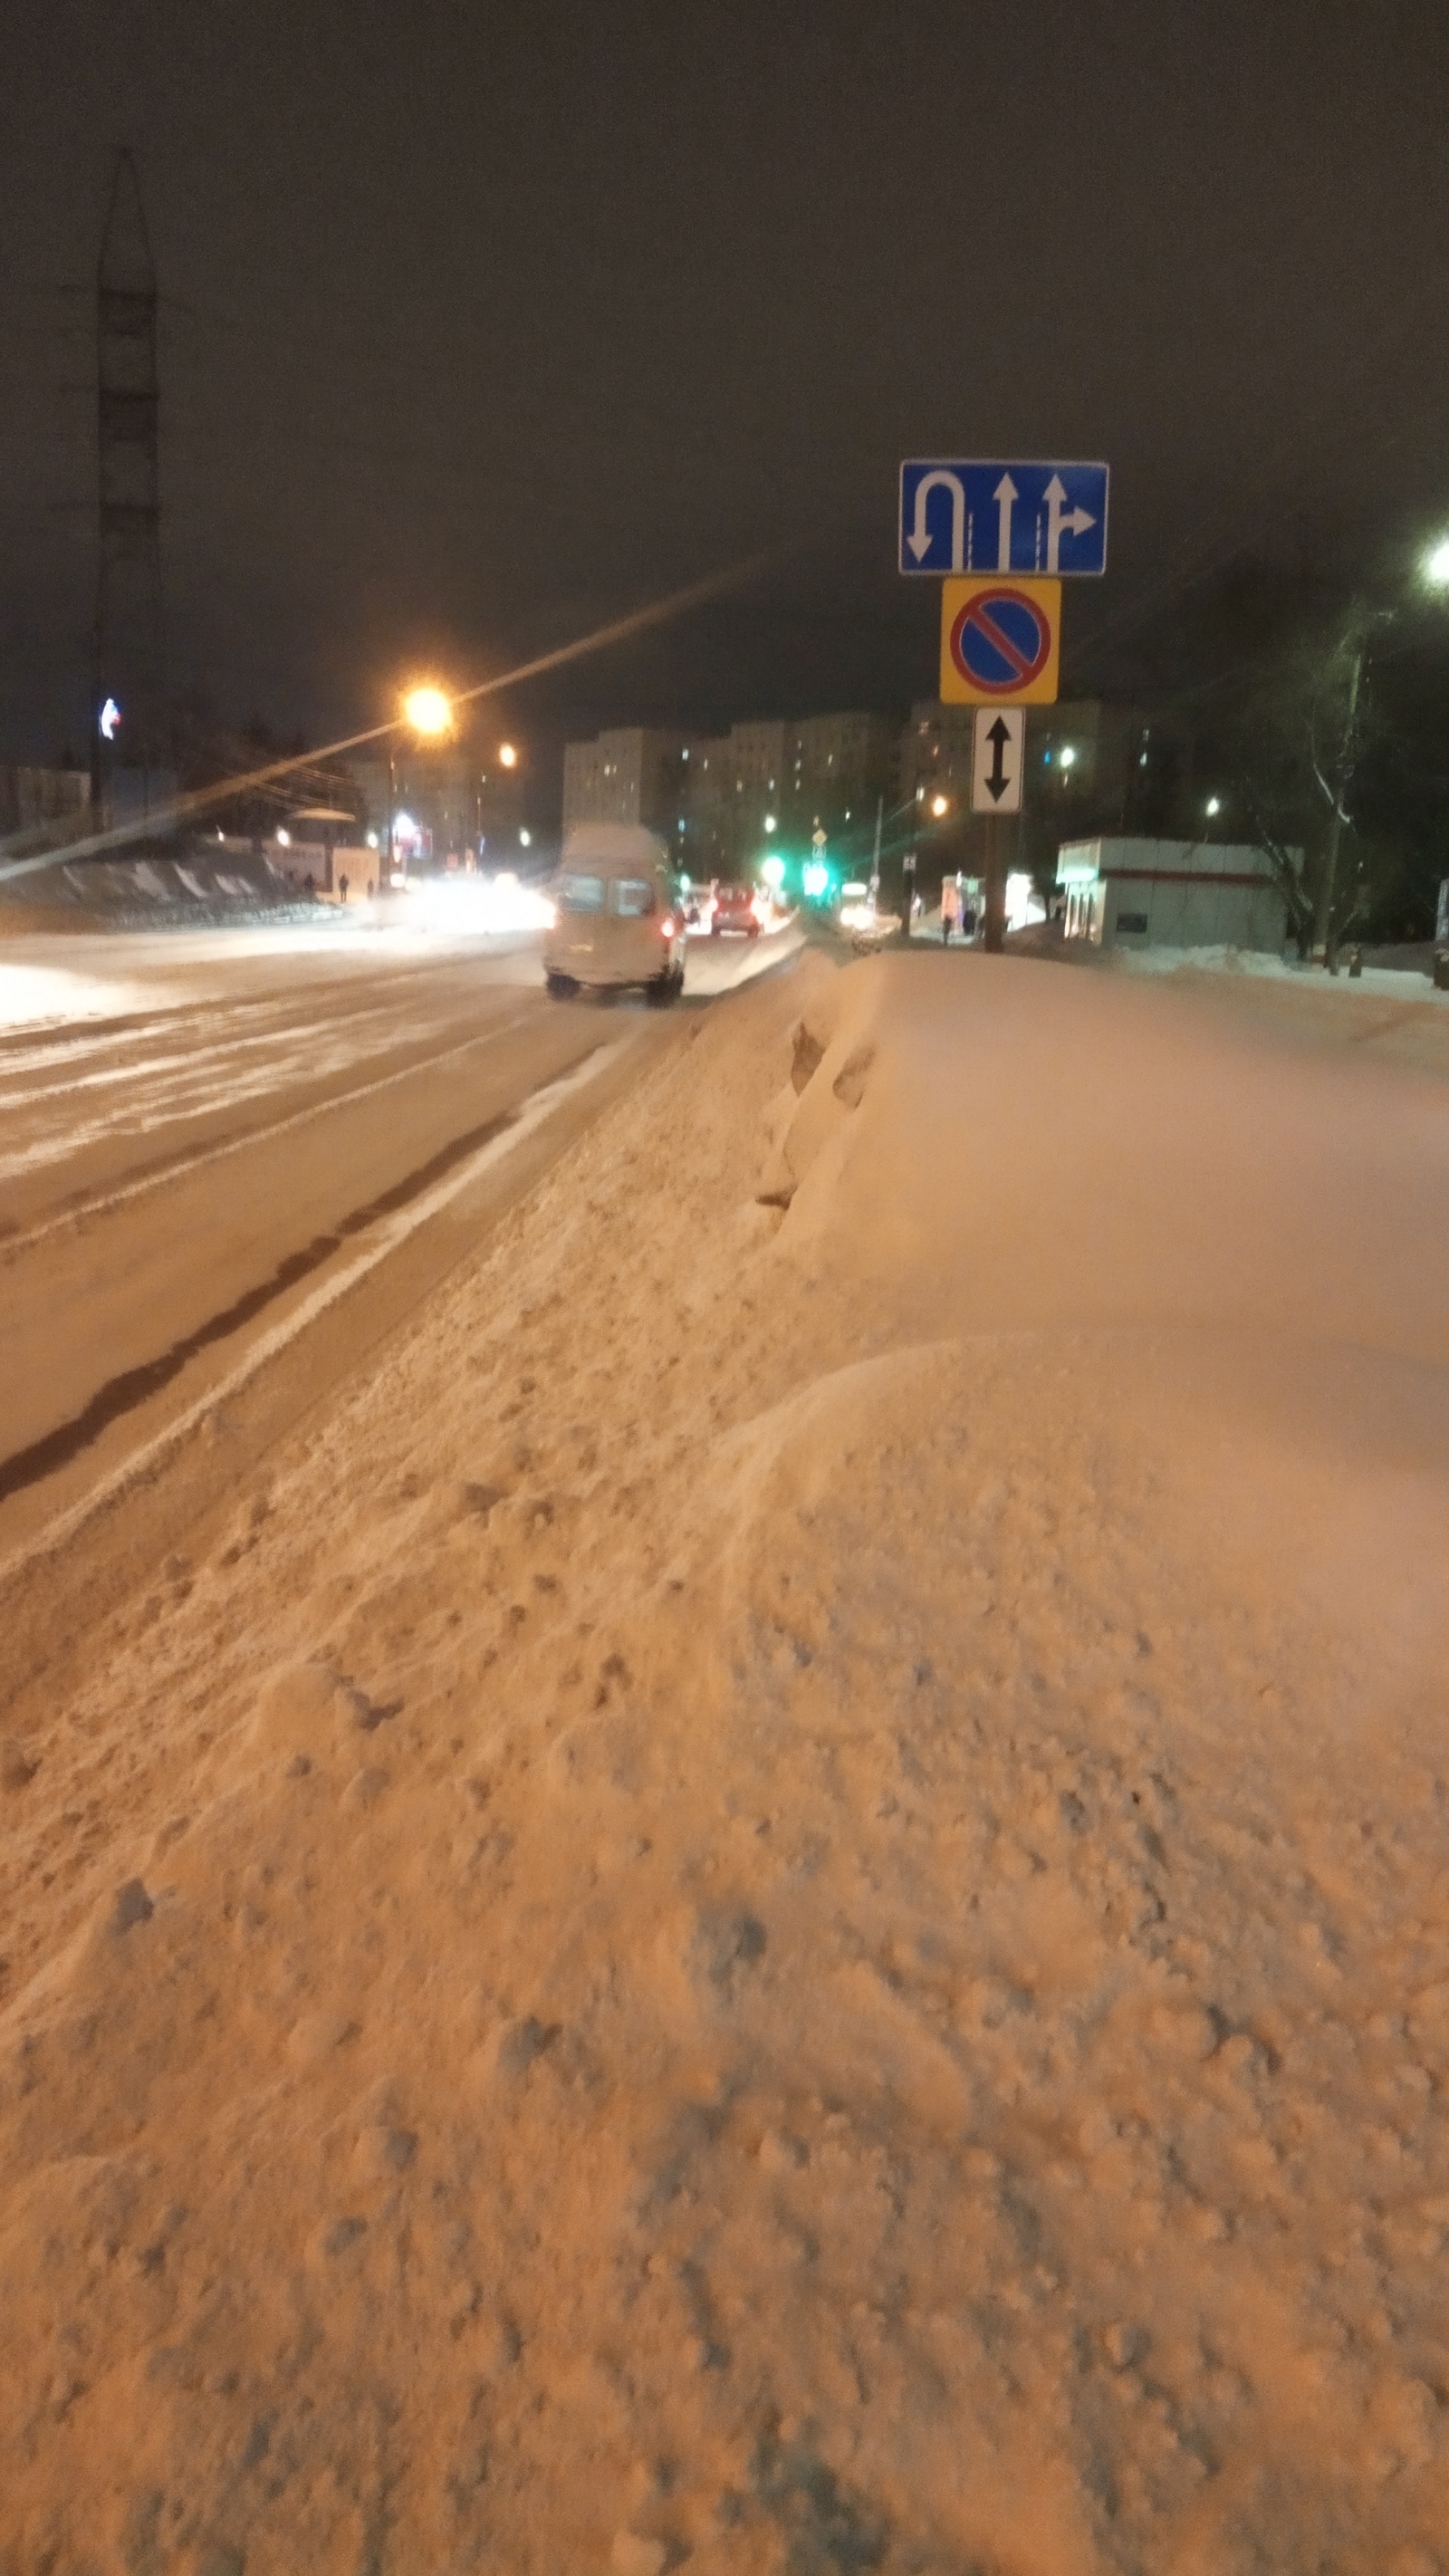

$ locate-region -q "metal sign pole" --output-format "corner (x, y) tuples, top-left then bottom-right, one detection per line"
(899, 457), (1108, 958)
(983, 816), (1006, 953)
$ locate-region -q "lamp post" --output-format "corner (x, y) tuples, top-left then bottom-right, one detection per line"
(1310, 543), (1449, 969)
(383, 684), (453, 893)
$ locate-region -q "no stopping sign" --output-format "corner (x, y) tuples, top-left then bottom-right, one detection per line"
(939, 575), (1060, 705)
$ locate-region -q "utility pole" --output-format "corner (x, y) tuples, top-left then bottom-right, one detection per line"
(1315, 622), (1367, 974)
(93, 149), (163, 832)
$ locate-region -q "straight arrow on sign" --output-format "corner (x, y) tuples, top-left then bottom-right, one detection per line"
(971, 705), (1025, 814)
(993, 474), (1017, 572)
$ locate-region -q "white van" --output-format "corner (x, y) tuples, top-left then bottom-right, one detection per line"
(544, 824), (686, 1004)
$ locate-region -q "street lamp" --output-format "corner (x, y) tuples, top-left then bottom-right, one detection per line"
(1205, 795), (1222, 817)
(1424, 539), (1449, 587)
(386, 684), (454, 891)
(930, 793), (949, 818)
(498, 741), (518, 768)
(403, 685), (452, 738)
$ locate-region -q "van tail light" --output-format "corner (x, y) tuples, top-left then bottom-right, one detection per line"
(659, 915), (676, 937)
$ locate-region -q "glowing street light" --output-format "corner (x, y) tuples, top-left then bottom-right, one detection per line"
(930, 793), (949, 818)
(498, 741), (518, 768)
(1425, 538), (1449, 587)
(403, 685), (452, 737)
(763, 812), (777, 831)
(384, 683), (454, 893)
(1205, 795), (1223, 818)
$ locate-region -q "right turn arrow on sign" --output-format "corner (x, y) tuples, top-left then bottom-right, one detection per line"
(971, 705), (1025, 814)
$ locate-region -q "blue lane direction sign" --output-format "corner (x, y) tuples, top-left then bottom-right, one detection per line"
(899, 459), (1109, 578)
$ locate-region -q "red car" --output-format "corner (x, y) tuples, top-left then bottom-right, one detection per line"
(711, 882), (760, 937)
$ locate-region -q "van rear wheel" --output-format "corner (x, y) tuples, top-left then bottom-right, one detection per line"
(545, 971), (578, 1000)
(646, 967), (683, 1008)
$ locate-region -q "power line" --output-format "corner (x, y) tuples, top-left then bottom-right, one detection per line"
(0, 550), (772, 879)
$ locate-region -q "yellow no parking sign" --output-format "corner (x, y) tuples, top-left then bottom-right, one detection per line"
(939, 576), (1060, 706)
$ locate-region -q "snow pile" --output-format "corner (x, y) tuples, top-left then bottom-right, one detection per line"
(4, 954), (1449, 2573)
(1111, 939), (1446, 997)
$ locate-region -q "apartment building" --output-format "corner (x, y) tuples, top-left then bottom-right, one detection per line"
(899, 699), (1195, 889)
(564, 711), (898, 878)
(344, 736), (525, 866)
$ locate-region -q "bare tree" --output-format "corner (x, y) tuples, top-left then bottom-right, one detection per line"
(1211, 615), (1396, 963)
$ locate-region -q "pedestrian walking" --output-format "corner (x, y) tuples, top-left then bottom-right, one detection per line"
(940, 877), (961, 946)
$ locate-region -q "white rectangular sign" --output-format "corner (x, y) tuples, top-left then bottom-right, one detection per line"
(972, 706), (1025, 814)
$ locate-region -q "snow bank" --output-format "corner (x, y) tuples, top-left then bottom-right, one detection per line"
(1110, 939), (1446, 1000)
(4, 953), (1449, 2573)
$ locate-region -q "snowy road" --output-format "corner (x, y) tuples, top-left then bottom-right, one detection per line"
(0, 915), (801, 1578)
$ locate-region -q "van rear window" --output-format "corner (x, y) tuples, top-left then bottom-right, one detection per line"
(610, 878), (655, 918)
(559, 874), (605, 912)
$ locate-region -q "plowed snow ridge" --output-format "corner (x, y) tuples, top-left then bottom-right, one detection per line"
(2, 950), (1448, 2576)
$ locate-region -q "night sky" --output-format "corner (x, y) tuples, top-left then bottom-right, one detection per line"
(6, 1), (1449, 801)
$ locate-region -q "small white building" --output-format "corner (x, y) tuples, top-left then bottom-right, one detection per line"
(1059, 838), (1289, 955)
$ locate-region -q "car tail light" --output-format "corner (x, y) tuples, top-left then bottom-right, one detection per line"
(660, 915), (676, 937)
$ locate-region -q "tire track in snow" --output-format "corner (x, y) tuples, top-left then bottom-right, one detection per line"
(1, 1007), (538, 1254)
(0, 1000), (473, 1184)
(0, 1033), (636, 1562)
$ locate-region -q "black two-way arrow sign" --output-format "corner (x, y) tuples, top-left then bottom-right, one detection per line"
(971, 705), (1024, 815)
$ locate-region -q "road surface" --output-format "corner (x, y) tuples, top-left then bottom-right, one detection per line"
(0, 911), (800, 1691)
